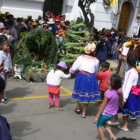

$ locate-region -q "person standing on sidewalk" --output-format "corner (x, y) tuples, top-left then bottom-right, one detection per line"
(0, 35), (12, 103)
(119, 39), (132, 79)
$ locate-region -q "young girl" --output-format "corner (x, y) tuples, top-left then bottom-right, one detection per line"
(93, 74), (122, 140)
(96, 62), (111, 100)
(46, 61), (71, 111)
(0, 35), (12, 102)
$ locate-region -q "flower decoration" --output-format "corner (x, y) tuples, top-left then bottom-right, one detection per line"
(84, 43), (96, 54)
(136, 60), (140, 73)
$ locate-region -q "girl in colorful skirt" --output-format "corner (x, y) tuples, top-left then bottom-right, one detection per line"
(70, 43), (101, 118)
(93, 74), (122, 140)
(108, 54), (140, 132)
(46, 61), (71, 111)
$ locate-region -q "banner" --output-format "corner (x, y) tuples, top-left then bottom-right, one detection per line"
(110, 0), (119, 15)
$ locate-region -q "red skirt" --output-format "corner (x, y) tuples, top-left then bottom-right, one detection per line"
(48, 86), (60, 94)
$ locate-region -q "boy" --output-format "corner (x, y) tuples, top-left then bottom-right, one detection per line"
(96, 62), (111, 100)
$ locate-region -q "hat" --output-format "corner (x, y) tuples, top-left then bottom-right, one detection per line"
(84, 43), (96, 54)
(32, 21), (37, 26)
(57, 61), (67, 69)
(0, 22), (4, 28)
(136, 60), (140, 73)
(47, 19), (55, 24)
(40, 20), (45, 24)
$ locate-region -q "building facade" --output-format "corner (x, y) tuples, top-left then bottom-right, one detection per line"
(0, 0), (139, 36)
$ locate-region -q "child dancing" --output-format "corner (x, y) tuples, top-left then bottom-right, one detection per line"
(46, 61), (71, 111)
(96, 62), (111, 100)
(93, 74), (122, 140)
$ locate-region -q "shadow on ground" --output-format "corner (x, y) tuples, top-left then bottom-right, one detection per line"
(0, 103), (17, 114)
(10, 121), (40, 140)
(95, 120), (139, 140)
(7, 87), (32, 98)
(61, 98), (74, 107)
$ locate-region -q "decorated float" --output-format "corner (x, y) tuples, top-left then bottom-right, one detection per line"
(13, 20), (89, 82)
(13, 28), (58, 82)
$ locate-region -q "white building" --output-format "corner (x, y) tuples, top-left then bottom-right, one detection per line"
(0, 0), (140, 36)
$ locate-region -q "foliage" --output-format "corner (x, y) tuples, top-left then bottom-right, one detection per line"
(13, 29), (58, 65)
(59, 22), (90, 66)
(78, 0), (97, 34)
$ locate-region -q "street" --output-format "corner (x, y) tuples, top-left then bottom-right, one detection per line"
(0, 77), (139, 140)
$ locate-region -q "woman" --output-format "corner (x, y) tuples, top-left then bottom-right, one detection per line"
(70, 43), (101, 118)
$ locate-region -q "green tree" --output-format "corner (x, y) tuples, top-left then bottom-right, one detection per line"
(78, 0), (97, 34)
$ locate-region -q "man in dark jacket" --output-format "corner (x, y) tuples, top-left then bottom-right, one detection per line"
(96, 36), (111, 65)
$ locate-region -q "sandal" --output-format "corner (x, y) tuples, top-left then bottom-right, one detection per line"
(56, 107), (63, 111)
(75, 108), (81, 114)
(81, 113), (86, 118)
(111, 136), (117, 140)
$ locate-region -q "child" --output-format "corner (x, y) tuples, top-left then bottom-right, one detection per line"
(0, 35), (12, 102)
(96, 62), (111, 100)
(46, 61), (71, 111)
(0, 77), (12, 140)
(93, 74), (122, 140)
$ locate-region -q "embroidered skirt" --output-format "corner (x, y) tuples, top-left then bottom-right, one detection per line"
(72, 73), (101, 103)
(119, 91), (140, 119)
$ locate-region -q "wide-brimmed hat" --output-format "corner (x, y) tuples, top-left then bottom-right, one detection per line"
(47, 19), (55, 24)
(0, 22), (4, 28)
(84, 43), (96, 54)
(57, 61), (67, 69)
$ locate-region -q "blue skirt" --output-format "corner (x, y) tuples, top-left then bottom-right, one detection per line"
(119, 92), (140, 119)
(72, 73), (101, 103)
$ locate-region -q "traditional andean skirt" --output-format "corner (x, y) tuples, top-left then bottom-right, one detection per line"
(72, 72), (101, 103)
(119, 91), (140, 119)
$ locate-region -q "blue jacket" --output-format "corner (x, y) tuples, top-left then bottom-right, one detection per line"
(0, 116), (12, 140)
(96, 40), (111, 62)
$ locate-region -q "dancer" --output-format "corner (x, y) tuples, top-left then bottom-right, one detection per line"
(46, 61), (71, 111)
(70, 43), (100, 118)
(96, 62), (111, 101)
(93, 74), (122, 140)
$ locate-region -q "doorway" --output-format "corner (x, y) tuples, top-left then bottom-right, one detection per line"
(118, 2), (131, 32)
(43, 0), (63, 17)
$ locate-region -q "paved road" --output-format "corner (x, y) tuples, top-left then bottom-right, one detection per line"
(0, 78), (139, 140)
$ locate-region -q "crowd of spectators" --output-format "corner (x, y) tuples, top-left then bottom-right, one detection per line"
(0, 10), (139, 69)
(0, 11), (70, 46)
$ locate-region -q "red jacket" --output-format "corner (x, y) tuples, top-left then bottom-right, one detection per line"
(96, 70), (111, 91)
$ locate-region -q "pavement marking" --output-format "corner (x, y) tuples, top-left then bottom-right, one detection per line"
(9, 86), (72, 101)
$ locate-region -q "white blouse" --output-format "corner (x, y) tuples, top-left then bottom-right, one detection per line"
(123, 68), (139, 102)
(46, 69), (71, 86)
(70, 55), (99, 74)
